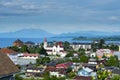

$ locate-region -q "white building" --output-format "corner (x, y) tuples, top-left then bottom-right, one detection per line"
(43, 38), (66, 57)
(19, 53), (40, 59)
(70, 42), (91, 51)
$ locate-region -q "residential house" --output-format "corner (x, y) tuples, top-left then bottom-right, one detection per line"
(56, 62), (73, 69)
(96, 49), (113, 59)
(0, 51), (19, 80)
(13, 39), (24, 47)
(74, 76), (92, 80)
(43, 38), (67, 57)
(26, 67), (44, 77)
(112, 68), (120, 76)
(45, 66), (56, 72)
(88, 58), (97, 65)
(72, 63), (82, 72)
(70, 42), (91, 51)
(0, 48), (18, 64)
(45, 66), (66, 77)
(19, 53), (40, 59)
(90, 52), (96, 58)
(113, 51), (120, 60)
(82, 63), (97, 71)
(78, 67), (97, 78)
(24, 41), (35, 47)
(49, 68), (66, 77)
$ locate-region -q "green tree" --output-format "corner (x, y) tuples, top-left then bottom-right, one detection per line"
(63, 41), (71, 51)
(39, 47), (48, 56)
(36, 57), (50, 65)
(97, 70), (111, 80)
(15, 74), (23, 80)
(112, 75), (120, 80)
(8, 46), (20, 52)
(80, 55), (89, 63)
(20, 45), (29, 52)
(106, 55), (119, 67)
(99, 39), (105, 49)
(78, 48), (85, 56)
(68, 71), (76, 78)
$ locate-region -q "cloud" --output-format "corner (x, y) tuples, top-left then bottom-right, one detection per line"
(109, 16), (119, 21)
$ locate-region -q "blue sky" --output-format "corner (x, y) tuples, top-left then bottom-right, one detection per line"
(0, 0), (120, 34)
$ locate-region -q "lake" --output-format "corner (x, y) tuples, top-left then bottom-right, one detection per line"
(0, 38), (120, 48)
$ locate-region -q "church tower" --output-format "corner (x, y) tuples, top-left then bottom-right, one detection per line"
(44, 38), (47, 48)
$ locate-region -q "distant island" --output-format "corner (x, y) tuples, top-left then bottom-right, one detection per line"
(73, 36), (120, 41)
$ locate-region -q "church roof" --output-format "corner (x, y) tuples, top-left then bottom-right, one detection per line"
(14, 39), (23, 43)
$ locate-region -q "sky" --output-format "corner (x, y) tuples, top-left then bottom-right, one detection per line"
(0, 0), (120, 34)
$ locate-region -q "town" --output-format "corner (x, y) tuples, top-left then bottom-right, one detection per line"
(0, 38), (120, 80)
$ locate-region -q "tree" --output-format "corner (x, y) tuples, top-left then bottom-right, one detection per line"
(80, 55), (89, 63)
(97, 70), (111, 80)
(15, 74), (23, 80)
(20, 45), (29, 52)
(99, 39), (105, 49)
(39, 47), (48, 56)
(36, 57), (50, 65)
(68, 71), (76, 78)
(78, 48), (85, 56)
(112, 75), (120, 80)
(106, 55), (119, 67)
(72, 57), (80, 62)
(8, 46), (19, 52)
(63, 41), (71, 51)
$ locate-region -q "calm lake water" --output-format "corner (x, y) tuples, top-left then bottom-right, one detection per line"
(0, 38), (120, 48)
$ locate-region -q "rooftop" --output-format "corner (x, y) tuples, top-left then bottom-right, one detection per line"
(0, 51), (19, 78)
(0, 48), (17, 54)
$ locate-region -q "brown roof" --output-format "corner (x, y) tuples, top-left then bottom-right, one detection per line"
(0, 51), (19, 77)
(14, 39), (23, 43)
(74, 76), (92, 80)
(0, 48), (17, 54)
(45, 66), (56, 72)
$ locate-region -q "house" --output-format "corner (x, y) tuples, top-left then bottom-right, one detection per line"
(72, 63), (82, 72)
(19, 53), (40, 59)
(13, 39), (24, 47)
(0, 48), (18, 64)
(88, 58), (97, 65)
(0, 51), (19, 80)
(78, 67), (97, 78)
(56, 62), (73, 69)
(96, 49), (113, 59)
(90, 52), (96, 58)
(25, 41), (35, 47)
(82, 63), (97, 71)
(74, 76), (92, 80)
(43, 38), (66, 57)
(70, 42), (91, 51)
(112, 68), (120, 75)
(26, 67), (44, 77)
(113, 51), (120, 60)
(49, 68), (66, 77)
(45, 66), (56, 72)
(45, 66), (66, 77)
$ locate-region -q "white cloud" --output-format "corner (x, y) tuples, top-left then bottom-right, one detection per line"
(109, 16), (118, 21)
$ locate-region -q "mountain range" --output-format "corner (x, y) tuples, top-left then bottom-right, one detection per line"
(0, 28), (120, 38)
(0, 29), (54, 38)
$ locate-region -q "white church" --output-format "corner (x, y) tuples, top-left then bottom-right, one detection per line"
(43, 38), (67, 57)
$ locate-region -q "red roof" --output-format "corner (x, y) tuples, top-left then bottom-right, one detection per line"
(23, 53), (39, 57)
(56, 62), (73, 69)
(45, 66), (56, 72)
(0, 48), (17, 54)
